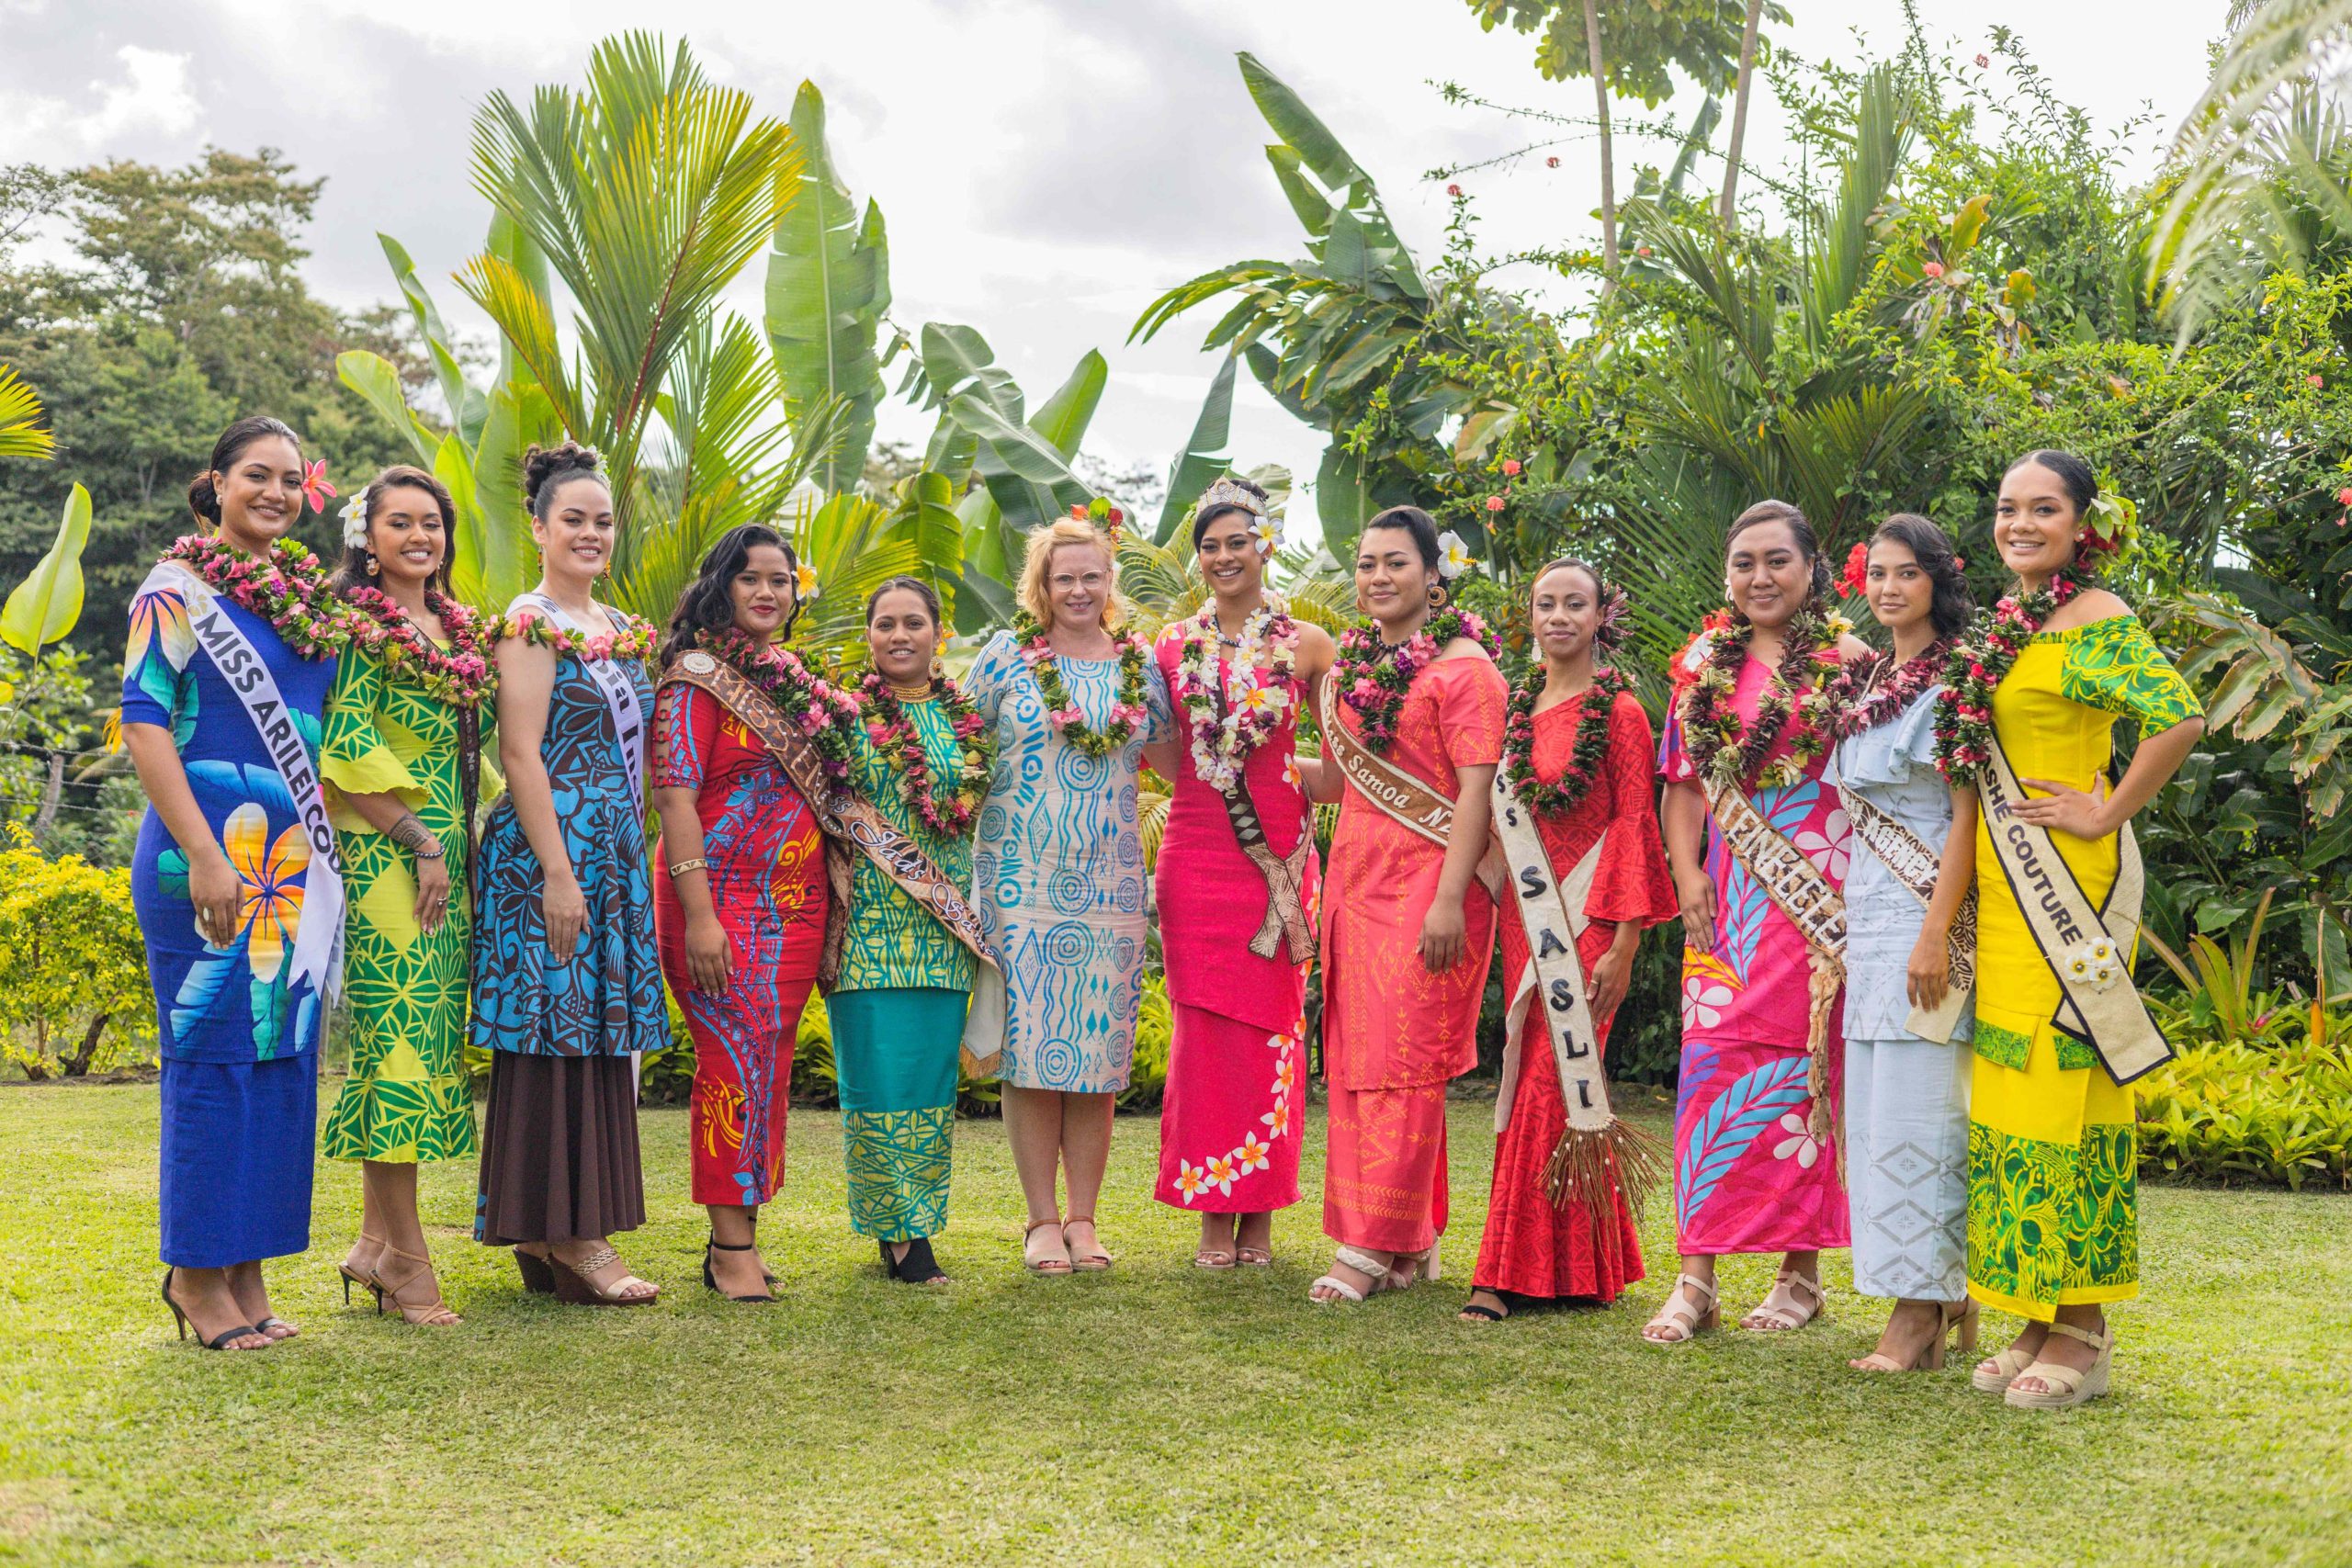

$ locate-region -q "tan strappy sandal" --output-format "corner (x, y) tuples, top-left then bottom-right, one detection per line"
(1853, 1299), (1978, 1372)
(1973, 1337), (2043, 1393)
(337, 1231), (386, 1305)
(1061, 1214), (1113, 1272)
(1642, 1272), (1719, 1343)
(1022, 1218), (1073, 1275)
(550, 1245), (659, 1306)
(1741, 1269), (1826, 1332)
(368, 1245), (462, 1327)
(2004, 1320), (2112, 1410)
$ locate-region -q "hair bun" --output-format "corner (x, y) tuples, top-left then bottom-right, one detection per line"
(187, 472), (222, 525)
(522, 441), (605, 512)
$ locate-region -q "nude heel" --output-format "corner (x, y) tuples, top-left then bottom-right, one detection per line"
(2004, 1320), (2112, 1410)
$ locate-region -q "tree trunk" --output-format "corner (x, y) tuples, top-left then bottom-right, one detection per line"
(1584, 0), (1619, 294)
(1719, 0), (1764, 226)
(63, 1013), (111, 1077)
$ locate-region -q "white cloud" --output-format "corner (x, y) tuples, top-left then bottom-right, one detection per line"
(0, 44), (202, 158)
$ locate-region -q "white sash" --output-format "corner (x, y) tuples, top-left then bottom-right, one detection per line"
(1489, 779), (1607, 1138)
(510, 592), (647, 818)
(143, 559), (345, 1004)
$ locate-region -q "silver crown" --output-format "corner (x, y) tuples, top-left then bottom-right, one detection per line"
(1197, 478), (1267, 519)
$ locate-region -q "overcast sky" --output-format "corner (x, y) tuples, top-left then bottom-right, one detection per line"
(1, 0), (2230, 535)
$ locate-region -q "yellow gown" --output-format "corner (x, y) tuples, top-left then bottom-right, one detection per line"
(1966, 614), (2201, 1321)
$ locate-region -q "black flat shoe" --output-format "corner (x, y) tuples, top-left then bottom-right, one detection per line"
(885, 1236), (949, 1286)
(704, 1239), (775, 1303)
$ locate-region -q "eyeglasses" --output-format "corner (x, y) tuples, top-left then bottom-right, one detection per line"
(1049, 571), (1110, 592)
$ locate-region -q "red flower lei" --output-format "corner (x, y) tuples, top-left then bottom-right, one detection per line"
(1500, 664), (1631, 818)
(694, 627), (862, 795)
(857, 670), (991, 837)
(344, 585), (498, 708)
(160, 534), (351, 660)
(1933, 565), (2092, 786)
(506, 603), (659, 664)
(1671, 604), (1848, 793)
(1012, 612), (1153, 760)
(1826, 638), (1952, 743)
(1334, 605), (1500, 756)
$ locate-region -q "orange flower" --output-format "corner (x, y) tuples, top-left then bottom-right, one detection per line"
(219, 803), (308, 979)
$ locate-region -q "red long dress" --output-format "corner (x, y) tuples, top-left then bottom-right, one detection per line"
(1473, 688), (1678, 1302)
(652, 675), (830, 1206)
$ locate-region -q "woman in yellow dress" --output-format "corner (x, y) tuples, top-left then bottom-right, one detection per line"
(1936, 450), (2203, 1410)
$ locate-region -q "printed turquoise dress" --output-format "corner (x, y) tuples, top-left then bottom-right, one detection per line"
(123, 576), (337, 1268)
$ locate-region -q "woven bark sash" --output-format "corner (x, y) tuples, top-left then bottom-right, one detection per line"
(1705, 779), (1846, 1165)
(662, 653), (1006, 1071)
(1978, 729), (2168, 1084)
(1317, 674), (1504, 898)
(1838, 782), (1978, 1044)
(1204, 669), (1314, 961)
(1489, 775), (1667, 1222)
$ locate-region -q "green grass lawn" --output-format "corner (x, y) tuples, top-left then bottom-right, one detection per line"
(1, 1083), (2347, 1566)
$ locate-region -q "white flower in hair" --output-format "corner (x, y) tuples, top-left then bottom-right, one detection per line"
(1250, 513), (1282, 556)
(340, 493), (370, 550)
(1436, 529), (1476, 581)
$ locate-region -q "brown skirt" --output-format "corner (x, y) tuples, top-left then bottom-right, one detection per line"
(476, 1053), (647, 1246)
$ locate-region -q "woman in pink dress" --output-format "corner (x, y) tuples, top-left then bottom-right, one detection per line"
(1146, 478), (1335, 1269)
(1645, 500), (1871, 1343)
(1306, 505), (1509, 1304)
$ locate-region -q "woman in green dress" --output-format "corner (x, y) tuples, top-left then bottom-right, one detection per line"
(320, 466), (497, 1325)
(829, 577), (992, 1285)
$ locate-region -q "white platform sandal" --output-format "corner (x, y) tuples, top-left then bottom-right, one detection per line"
(2004, 1320), (2112, 1410)
(1309, 1246), (1391, 1303)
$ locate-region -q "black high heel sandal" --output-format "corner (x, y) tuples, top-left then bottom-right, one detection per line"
(882, 1236), (949, 1285)
(337, 1231), (384, 1305)
(703, 1239), (775, 1303)
(161, 1269), (263, 1350)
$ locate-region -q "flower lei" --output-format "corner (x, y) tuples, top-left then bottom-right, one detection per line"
(344, 585), (498, 708)
(1826, 638), (1951, 743)
(1671, 604), (1849, 792)
(1334, 605), (1500, 755)
(1500, 664), (1632, 818)
(696, 627), (862, 795)
(1172, 601), (1298, 793)
(506, 604), (659, 664)
(160, 534), (350, 660)
(1933, 564), (2093, 786)
(857, 670), (991, 837)
(1012, 611), (1152, 760)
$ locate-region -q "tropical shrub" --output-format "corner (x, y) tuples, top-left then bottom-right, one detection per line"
(0, 825), (154, 1077)
(2138, 1029), (2352, 1190)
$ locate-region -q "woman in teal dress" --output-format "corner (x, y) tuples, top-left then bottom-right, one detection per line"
(830, 577), (992, 1286)
(123, 415), (345, 1350)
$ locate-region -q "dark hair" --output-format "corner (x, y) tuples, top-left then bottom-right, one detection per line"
(1724, 498), (1833, 603)
(1192, 475), (1271, 550)
(865, 575), (942, 626)
(1361, 504), (1442, 569)
(187, 415), (303, 525)
(331, 466), (459, 597)
(2007, 448), (2098, 525)
(1530, 555), (1627, 652)
(523, 441), (608, 518)
(661, 524), (800, 667)
(1868, 513), (1974, 641)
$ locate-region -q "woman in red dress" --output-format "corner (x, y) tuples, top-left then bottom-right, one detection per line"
(1461, 558), (1677, 1323)
(652, 524), (843, 1303)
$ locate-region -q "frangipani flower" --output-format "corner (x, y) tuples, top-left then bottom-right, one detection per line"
(220, 802), (308, 978)
(796, 562), (820, 602)
(1436, 530), (1476, 579)
(1772, 1111), (1821, 1168)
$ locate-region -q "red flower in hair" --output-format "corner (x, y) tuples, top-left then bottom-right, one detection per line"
(1839, 540), (1870, 597)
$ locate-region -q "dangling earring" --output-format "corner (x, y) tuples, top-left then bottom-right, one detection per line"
(930, 655), (946, 680)
(365, 552), (380, 577)
(1428, 581), (1449, 608)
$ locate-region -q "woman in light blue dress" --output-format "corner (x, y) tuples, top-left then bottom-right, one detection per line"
(1829, 513), (1979, 1373)
(967, 514), (1170, 1273)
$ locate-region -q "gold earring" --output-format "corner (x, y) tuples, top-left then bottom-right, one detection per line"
(1428, 582), (1449, 608)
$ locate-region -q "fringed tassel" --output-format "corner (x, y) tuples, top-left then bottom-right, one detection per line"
(1543, 1117), (1672, 1261)
(1804, 944), (1846, 1188)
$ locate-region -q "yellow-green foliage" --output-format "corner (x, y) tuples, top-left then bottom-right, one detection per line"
(2139, 1028), (2352, 1190)
(0, 825), (154, 1077)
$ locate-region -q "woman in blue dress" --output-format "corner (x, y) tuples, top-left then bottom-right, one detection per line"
(123, 415), (346, 1350)
(471, 442), (668, 1306)
(967, 513), (1170, 1273)
(1828, 513), (1980, 1372)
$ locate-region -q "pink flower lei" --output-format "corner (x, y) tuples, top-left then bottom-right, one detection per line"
(1171, 599), (1298, 793)
(1012, 611), (1153, 761)
(695, 626), (863, 795)
(506, 604), (659, 664)
(1333, 605), (1498, 756)
(160, 534), (352, 660)
(856, 670), (991, 838)
(343, 583), (498, 708)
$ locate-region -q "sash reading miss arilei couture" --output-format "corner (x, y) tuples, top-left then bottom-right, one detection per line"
(1698, 766), (1848, 1171)
(1834, 772), (1978, 1044)
(1977, 729), (2169, 1084)
(1316, 673), (1504, 897)
(662, 651), (1008, 1076)
(511, 592), (647, 818)
(142, 558), (345, 1004)
(1488, 770), (1667, 1224)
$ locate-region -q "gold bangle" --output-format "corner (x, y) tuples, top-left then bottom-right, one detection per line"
(667, 857), (709, 877)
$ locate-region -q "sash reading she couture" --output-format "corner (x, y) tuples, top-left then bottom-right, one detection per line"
(141, 558), (346, 1005)
(1488, 768), (1668, 1224)
(1831, 757), (1978, 1045)
(662, 651), (1008, 1076)
(1316, 673), (1504, 898)
(1976, 728), (2169, 1084)
(510, 592), (648, 818)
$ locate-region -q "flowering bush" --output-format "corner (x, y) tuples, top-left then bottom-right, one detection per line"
(0, 826), (156, 1077)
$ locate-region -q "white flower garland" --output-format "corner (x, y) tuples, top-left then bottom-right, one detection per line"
(1175, 599), (1297, 794)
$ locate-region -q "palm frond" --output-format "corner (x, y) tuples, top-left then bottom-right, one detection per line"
(0, 365), (54, 462)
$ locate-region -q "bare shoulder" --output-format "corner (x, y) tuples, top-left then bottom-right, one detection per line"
(1292, 620), (1338, 677)
(1837, 633), (1877, 664)
(1433, 636), (1495, 664)
(2041, 586), (2132, 633)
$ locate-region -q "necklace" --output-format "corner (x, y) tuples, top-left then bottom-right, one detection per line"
(1827, 637), (1951, 743)
(507, 601), (657, 663)
(1012, 612), (1151, 760)
(160, 535), (351, 660)
(695, 627), (862, 795)
(858, 670), (991, 837)
(1332, 605), (1499, 755)
(1173, 599), (1298, 793)
(1500, 665), (1631, 818)
(1672, 603), (1848, 792)
(1934, 565), (2093, 785)
(345, 584), (497, 708)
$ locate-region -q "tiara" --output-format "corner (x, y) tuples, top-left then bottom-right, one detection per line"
(1197, 478), (1267, 519)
